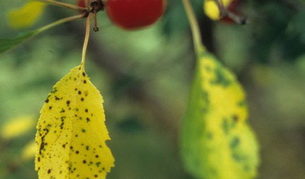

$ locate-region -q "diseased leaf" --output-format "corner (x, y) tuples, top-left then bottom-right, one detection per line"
(7, 1), (46, 29)
(181, 49), (259, 179)
(0, 30), (38, 54)
(35, 64), (115, 179)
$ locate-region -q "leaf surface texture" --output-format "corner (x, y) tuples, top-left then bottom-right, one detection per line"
(35, 65), (114, 179)
(181, 51), (259, 179)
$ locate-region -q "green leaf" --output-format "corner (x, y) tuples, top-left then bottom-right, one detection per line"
(181, 49), (259, 179)
(0, 30), (38, 54)
(1, 13), (83, 55)
(0, 1), (47, 54)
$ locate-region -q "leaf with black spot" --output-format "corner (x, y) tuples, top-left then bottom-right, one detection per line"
(35, 64), (114, 179)
(181, 48), (259, 179)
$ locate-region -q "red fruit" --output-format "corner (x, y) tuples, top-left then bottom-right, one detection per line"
(77, 0), (86, 8)
(106, 0), (166, 30)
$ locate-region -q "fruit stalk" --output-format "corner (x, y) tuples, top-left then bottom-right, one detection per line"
(81, 14), (92, 65)
(182, 0), (206, 54)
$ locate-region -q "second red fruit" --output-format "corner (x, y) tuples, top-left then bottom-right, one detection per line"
(77, 0), (86, 8)
(106, 0), (166, 30)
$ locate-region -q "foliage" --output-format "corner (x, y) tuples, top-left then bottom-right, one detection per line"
(0, 31), (38, 54)
(7, 1), (46, 29)
(0, 0), (304, 179)
(181, 48), (259, 179)
(1, 116), (34, 139)
(35, 64), (114, 178)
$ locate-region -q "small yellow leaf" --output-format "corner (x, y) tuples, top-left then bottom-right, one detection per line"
(1, 116), (34, 139)
(7, 1), (46, 29)
(35, 64), (114, 179)
(22, 141), (37, 161)
(204, 0), (233, 20)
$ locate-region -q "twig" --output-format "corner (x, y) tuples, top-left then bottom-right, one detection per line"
(37, 0), (87, 11)
(37, 14), (85, 33)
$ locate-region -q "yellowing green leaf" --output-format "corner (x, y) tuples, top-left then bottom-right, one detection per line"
(204, 0), (233, 20)
(1, 116), (34, 139)
(35, 64), (114, 179)
(7, 1), (46, 29)
(181, 50), (259, 179)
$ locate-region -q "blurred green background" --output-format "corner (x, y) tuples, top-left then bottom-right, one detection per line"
(0, 0), (305, 178)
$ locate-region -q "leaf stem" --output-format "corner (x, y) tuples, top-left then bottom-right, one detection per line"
(37, 14), (85, 33)
(37, 0), (87, 11)
(182, 0), (206, 54)
(81, 14), (92, 66)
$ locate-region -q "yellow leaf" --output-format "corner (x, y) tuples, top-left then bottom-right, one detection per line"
(35, 64), (115, 179)
(181, 51), (259, 179)
(7, 1), (46, 29)
(22, 141), (37, 161)
(204, 0), (233, 20)
(1, 116), (34, 139)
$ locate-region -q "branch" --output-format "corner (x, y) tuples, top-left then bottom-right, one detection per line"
(58, 12), (179, 138)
